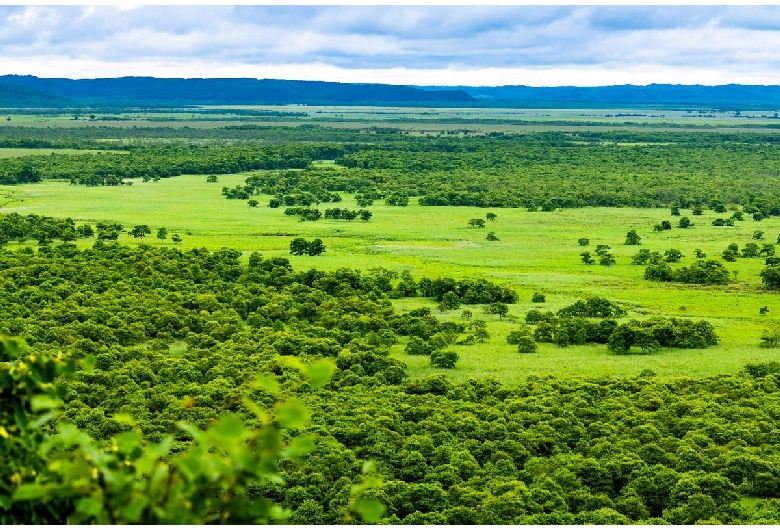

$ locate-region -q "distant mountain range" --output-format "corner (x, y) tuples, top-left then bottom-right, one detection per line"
(2, 75), (780, 109)
(0, 75), (473, 107)
(424, 84), (780, 109)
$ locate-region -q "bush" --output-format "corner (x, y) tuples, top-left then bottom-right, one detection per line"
(516, 336), (538, 353)
(578, 238), (590, 246)
(625, 230), (641, 245)
(507, 329), (534, 344)
(405, 337), (433, 356)
(430, 350), (458, 368)
(760, 329), (780, 348)
(531, 292), (546, 303)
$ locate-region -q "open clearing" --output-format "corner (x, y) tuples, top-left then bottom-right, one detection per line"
(3, 172), (779, 382)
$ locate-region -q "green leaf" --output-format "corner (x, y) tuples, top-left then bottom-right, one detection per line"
(241, 397), (268, 423)
(75, 497), (103, 517)
(112, 413), (136, 425)
(177, 421), (208, 445)
(252, 374), (280, 395)
(352, 498), (385, 523)
(12, 484), (46, 501)
(118, 496), (148, 522)
(275, 398), (310, 429)
(114, 431), (143, 454)
(57, 423), (84, 446)
(282, 435), (315, 459)
(207, 413), (246, 442)
(175, 445), (205, 481)
(304, 359), (336, 390)
(0, 337), (21, 358)
(81, 354), (96, 372)
(0, 495), (11, 510)
(362, 460), (376, 474)
(30, 411), (57, 430)
(146, 437), (173, 459)
(30, 395), (62, 412)
(276, 356), (304, 371)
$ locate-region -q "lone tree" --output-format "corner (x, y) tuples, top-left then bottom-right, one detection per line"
(171, 233), (182, 245)
(516, 336), (538, 354)
(439, 291), (460, 312)
(156, 227), (168, 244)
(290, 237), (309, 256)
(581, 251), (596, 265)
(206, 174), (218, 183)
(430, 350), (458, 369)
(468, 218), (486, 228)
(130, 225), (151, 241)
(760, 265), (780, 289)
(486, 302), (509, 320)
(306, 238), (326, 256)
(678, 217), (692, 229)
(578, 238), (590, 246)
(664, 248), (684, 263)
(486, 232), (499, 241)
(625, 230), (641, 245)
(486, 212), (497, 221)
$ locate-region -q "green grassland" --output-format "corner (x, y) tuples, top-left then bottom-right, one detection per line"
(6, 105), (780, 134)
(2, 172), (779, 382)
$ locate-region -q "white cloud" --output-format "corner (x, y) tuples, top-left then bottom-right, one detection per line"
(2, 6), (780, 86)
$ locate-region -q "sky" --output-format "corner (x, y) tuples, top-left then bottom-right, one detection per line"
(4, 5), (780, 86)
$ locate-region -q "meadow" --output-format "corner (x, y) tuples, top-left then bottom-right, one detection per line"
(2, 169), (779, 382)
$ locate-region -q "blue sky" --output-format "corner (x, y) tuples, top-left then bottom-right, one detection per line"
(3, 5), (780, 86)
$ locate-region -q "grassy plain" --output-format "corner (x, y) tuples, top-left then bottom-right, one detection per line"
(5, 105), (780, 133)
(2, 171), (779, 383)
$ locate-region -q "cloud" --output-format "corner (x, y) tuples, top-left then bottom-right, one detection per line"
(2, 6), (780, 85)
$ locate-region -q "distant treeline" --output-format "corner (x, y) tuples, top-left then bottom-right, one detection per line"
(5, 129), (780, 211)
(0, 144), (348, 185)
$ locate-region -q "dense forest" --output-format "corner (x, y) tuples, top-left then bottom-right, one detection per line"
(2, 240), (780, 524)
(4, 129), (780, 210)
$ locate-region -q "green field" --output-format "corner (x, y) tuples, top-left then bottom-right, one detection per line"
(6, 105), (780, 133)
(3, 172), (779, 382)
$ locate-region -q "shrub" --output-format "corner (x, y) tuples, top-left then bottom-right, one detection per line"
(430, 350), (458, 368)
(405, 337), (433, 356)
(516, 336), (538, 353)
(531, 292), (546, 303)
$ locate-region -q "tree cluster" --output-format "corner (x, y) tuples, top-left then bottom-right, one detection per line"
(289, 238), (326, 256)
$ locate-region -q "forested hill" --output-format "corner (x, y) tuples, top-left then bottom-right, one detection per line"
(0, 81), (69, 107)
(0, 75), (474, 107)
(5, 76), (780, 109)
(422, 84), (780, 109)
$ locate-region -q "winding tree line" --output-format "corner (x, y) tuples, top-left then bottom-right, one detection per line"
(0, 144), (345, 185)
(6, 129), (780, 212)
